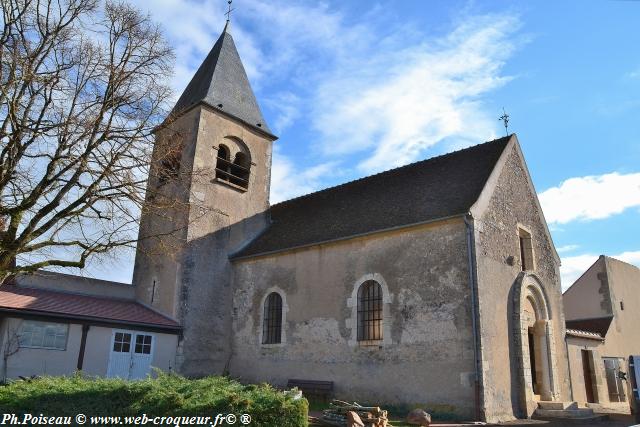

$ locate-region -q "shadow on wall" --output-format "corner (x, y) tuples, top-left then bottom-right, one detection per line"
(172, 210), (269, 378)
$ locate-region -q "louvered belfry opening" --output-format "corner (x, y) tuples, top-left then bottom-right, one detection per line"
(357, 280), (383, 341)
(230, 152), (250, 188)
(215, 145), (231, 181)
(215, 145), (250, 189)
(262, 292), (282, 344)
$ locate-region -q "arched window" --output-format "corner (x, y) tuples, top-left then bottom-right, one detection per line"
(262, 292), (282, 344)
(215, 145), (231, 181)
(230, 152), (250, 189)
(357, 280), (383, 341)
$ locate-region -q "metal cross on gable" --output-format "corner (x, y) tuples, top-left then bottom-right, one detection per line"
(225, 0), (235, 22)
(499, 108), (510, 136)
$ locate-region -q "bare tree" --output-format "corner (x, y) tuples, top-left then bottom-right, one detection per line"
(0, 0), (189, 283)
(1, 321), (21, 382)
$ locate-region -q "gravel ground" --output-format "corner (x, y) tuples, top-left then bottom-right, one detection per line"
(309, 411), (639, 426)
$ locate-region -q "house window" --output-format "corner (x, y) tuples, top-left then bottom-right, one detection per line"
(357, 280), (383, 341)
(518, 227), (534, 271)
(215, 145), (231, 181)
(135, 334), (152, 354)
(19, 320), (68, 350)
(262, 292), (282, 344)
(113, 332), (132, 352)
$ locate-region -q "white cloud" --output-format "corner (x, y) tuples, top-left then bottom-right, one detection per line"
(560, 254), (599, 291)
(556, 244), (580, 253)
(270, 149), (337, 204)
(615, 250), (640, 267)
(264, 91), (302, 133)
(560, 251), (640, 291)
(539, 172), (640, 225)
(311, 15), (520, 174)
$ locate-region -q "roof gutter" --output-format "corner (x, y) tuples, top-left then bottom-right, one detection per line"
(464, 213), (484, 422)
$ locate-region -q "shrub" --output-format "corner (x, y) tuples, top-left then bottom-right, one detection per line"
(0, 373), (308, 427)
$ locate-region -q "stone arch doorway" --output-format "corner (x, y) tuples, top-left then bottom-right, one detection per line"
(513, 273), (559, 416)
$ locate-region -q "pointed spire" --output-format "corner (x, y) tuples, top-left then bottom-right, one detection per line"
(170, 21), (273, 136)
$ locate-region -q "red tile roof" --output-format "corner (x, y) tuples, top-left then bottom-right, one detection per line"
(566, 316), (613, 338)
(0, 285), (180, 332)
(566, 329), (604, 341)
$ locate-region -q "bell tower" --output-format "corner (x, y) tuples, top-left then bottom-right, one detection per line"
(132, 21), (277, 375)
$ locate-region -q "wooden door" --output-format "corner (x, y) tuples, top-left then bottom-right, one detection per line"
(581, 350), (595, 402)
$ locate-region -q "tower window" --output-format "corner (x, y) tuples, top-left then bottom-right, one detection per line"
(518, 227), (534, 271)
(214, 140), (251, 190)
(215, 145), (231, 181)
(357, 280), (383, 341)
(230, 152), (250, 189)
(262, 292), (282, 344)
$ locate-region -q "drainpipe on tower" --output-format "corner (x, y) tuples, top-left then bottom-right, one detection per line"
(464, 213), (483, 421)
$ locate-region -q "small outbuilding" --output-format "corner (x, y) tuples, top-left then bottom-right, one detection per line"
(564, 255), (640, 413)
(0, 272), (180, 382)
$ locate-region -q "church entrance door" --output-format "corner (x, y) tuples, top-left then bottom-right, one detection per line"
(516, 274), (559, 416)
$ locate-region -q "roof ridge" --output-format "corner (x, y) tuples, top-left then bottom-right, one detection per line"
(271, 135), (513, 209)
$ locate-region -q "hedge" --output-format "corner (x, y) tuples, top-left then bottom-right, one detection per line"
(0, 373), (308, 427)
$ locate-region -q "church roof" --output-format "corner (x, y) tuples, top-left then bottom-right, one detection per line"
(171, 22), (272, 136)
(232, 135), (512, 260)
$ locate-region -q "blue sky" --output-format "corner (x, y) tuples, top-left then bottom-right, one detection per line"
(88, 0), (640, 290)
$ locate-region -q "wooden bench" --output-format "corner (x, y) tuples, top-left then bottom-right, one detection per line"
(287, 379), (334, 401)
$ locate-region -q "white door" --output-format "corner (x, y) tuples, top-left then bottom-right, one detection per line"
(107, 331), (133, 378)
(107, 330), (154, 379)
(130, 334), (154, 380)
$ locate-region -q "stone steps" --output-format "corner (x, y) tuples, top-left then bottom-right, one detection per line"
(533, 402), (609, 424)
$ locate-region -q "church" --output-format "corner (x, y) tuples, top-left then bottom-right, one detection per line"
(0, 21), (575, 423)
(130, 22), (570, 422)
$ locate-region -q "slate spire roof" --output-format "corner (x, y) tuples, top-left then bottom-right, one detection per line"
(171, 22), (272, 136)
(232, 135), (513, 259)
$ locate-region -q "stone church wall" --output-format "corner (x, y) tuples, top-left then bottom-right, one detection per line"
(475, 143), (570, 422)
(231, 219), (477, 419)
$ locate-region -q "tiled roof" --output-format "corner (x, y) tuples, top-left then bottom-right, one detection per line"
(232, 136), (512, 259)
(0, 285), (180, 332)
(566, 328), (604, 341)
(171, 22), (272, 136)
(565, 316), (613, 338)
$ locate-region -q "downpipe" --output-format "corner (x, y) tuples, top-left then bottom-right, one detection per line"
(464, 213), (483, 421)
